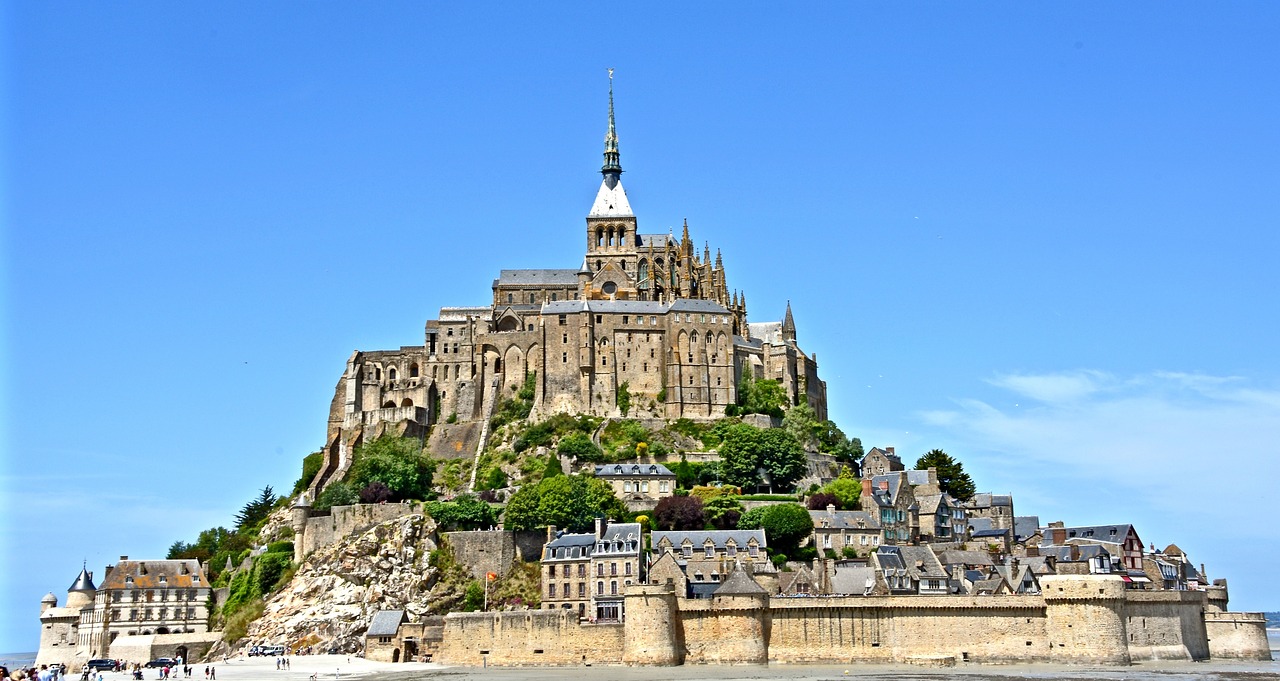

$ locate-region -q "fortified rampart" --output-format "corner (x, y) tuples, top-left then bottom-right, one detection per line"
(438, 575), (1271, 667)
(1204, 611), (1272, 660)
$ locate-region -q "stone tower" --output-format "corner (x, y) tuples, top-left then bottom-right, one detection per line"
(621, 583), (682, 665)
(291, 492), (312, 563)
(1042, 574), (1130, 665)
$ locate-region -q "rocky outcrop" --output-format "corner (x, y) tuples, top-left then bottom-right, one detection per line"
(241, 514), (440, 652)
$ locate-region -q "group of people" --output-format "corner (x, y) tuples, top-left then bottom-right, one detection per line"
(1, 664), (70, 681)
(274, 658), (291, 670)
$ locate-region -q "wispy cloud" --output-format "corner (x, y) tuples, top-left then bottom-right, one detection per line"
(921, 369), (1280, 530)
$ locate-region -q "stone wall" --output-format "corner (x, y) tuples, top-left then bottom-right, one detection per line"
(300, 503), (422, 557)
(767, 596), (1046, 664)
(444, 530), (516, 581)
(1123, 590), (1210, 661)
(437, 611), (625, 666)
(434, 576), (1252, 668)
(1204, 611), (1272, 660)
(108, 632), (222, 666)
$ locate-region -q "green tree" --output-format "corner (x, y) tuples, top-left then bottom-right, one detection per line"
(462, 581), (485, 612)
(234, 486), (278, 531)
(425, 495), (500, 530)
(736, 375), (787, 417)
(718, 423), (806, 491)
(556, 431), (602, 462)
(703, 494), (744, 530)
(542, 455), (565, 479)
(821, 476), (862, 511)
(915, 449), (976, 501)
(349, 434), (436, 501)
(738, 503), (814, 556)
(313, 481), (359, 511)
(616, 381), (632, 416)
(502, 475), (626, 531)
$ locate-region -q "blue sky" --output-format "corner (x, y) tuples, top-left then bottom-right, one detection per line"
(3, 4), (1278, 653)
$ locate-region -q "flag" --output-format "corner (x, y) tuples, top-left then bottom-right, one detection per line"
(486, 571), (498, 581)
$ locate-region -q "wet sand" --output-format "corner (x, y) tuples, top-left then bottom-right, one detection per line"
(94, 649), (1280, 681)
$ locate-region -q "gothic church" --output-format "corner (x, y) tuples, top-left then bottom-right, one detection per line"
(311, 77), (826, 492)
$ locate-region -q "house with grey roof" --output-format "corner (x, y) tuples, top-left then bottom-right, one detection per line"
(809, 505), (881, 558)
(862, 472), (918, 545)
(871, 545), (949, 595)
(594, 462), (676, 508)
(1041, 521), (1144, 572)
(650, 529), (773, 597)
(541, 519), (643, 620)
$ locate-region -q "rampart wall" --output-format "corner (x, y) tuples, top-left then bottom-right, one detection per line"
(445, 530), (515, 581)
(437, 611), (624, 666)
(299, 502), (422, 556)
(437, 576), (1268, 668)
(1123, 590), (1209, 661)
(1204, 611), (1272, 660)
(767, 596), (1046, 664)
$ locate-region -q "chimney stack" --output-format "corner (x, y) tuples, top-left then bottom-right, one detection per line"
(595, 517), (604, 540)
(861, 477), (873, 500)
(826, 504), (836, 516)
(886, 446), (895, 456)
(546, 525), (557, 543)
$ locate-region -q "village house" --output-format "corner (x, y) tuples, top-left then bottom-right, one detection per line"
(861, 473), (918, 545)
(871, 545), (949, 595)
(809, 505), (881, 557)
(650, 529), (771, 598)
(541, 519), (643, 621)
(593, 462), (676, 507)
(860, 447), (903, 478)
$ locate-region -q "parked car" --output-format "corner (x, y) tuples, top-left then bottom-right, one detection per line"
(86, 660), (116, 672)
(259, 645), (286, 657)
(144, 658), (175, 668)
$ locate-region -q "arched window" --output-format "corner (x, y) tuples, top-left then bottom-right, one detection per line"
(596, 228), (604, 248)
(638, 260), (649, 282)
(383, 401), (396, 408)
(507, 293), (513, 303)
(409, 363), (419, 377)
(388, 367), (397, 380)
(401, 398), (413, 408)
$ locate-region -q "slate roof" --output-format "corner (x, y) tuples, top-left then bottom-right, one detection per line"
(1043, 524), (1136, 545)
(968, 493), (1013, 508)
(494, 269), (580, 287)
(747, 321), (784, 344)
(598, 522), (642, 545)
(1014, 516), (1041, 542)
(905, 470), (934, 486)
(916, 493), (950, 515)
(69, 566), (96, 592)
(99, 560), (207, 590)
(937, 550), (995, 567)
(809, 509), (880, 530)
(868, 473), (906, 507)
(733, 335), (763, 349)
(543, 532), (596, 560)
(595, 463), (675, 478)
(876, 546), (948, 580)
(637, 233), (675, 248)
(830, 565), (878, 595)
(367, 610), (406, 637)
(542, 300), (668, 315)
(652, 529), (767, 551)
(713, 566), (767, 595)
(670, 299), (731, 314)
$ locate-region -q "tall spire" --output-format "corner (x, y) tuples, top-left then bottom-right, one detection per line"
(601, 68), (622, 186)
(783, 300), (796, 342)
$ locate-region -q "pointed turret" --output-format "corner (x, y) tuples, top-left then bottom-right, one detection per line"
(715, 249), (723, 269)
(783, 300), (796, 342)
(588, 70), (633, 220)
(69, 564), (96, 593)
(601, 68), (622, 185)
(703, 242), (711, 265)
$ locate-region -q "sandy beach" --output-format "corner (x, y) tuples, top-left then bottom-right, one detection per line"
(117, 652), (1280, 681)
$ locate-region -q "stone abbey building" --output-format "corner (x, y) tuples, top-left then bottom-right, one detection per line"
(311, 78), (826, 492)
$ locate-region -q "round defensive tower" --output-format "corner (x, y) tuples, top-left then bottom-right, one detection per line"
(1042, 574), (1130, 665)
(40, 591), (58, 615)
(291, 492), (312, 563)
(622, 583), (682, 665)
(66, 565), (97, 610)
(705, 565), (769, 664)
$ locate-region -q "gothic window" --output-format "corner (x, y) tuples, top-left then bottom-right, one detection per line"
(410, 363), (419, 377)
(638, 260), (649, 282)
(388, 367), (397, 381)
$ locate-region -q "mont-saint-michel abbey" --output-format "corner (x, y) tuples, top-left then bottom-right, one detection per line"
(34, 78), (1272, 673)
(311, 77), (825, 494)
